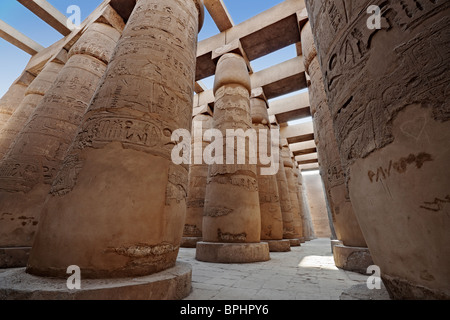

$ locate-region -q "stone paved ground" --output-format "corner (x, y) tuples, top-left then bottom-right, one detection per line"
(178, 238), (390, 300)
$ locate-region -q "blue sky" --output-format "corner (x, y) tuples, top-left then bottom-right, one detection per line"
(0, 0), (298, 98)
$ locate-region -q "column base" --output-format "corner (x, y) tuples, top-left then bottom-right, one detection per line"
(263, 240), (291, 252)
(333, 244), (373, 274)
(180, 237), (202, 248)
(381, 273), (450, 300)
(0, 262), (192, 300)
(330, 240), (343, 253)
(195, 242), (270, 263)
(0, 247), (31, 268)
(287, 239), (301, 247)
(299, 237), (306, 243)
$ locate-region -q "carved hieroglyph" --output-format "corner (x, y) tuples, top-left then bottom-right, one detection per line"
(26, 0), (204, 279)
(281, 142), (304, 240)
(202, 53), (262, 244)
(274, 129), (296, 240)
(306, 0), (450, 299)
(182, 111), (213, 245)
(0, 22), (122, 253)
(301, 21), (366, 248)
(251, 96), (284, 241)
(0, 71), (35, 131)
(0, 61), (64, 160)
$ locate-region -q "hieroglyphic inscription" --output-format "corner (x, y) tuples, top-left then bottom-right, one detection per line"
(368, 152), (433, 183)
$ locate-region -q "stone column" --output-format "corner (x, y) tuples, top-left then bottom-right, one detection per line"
(294, 167), (313, 241)
(0, 18), (123, 268)
(181, 105), (214, 248)
(306, 0), (450, 299)
(0, 59), (65, 160)
(281, 140), (305, 243)
(0, 71), (35, 131)
(274, 128), (300, 246)
(26, 0), (204, 295)
(196, 53), (270, 263)
(251, 89), (290, 252)
(301, 21), (372, 273)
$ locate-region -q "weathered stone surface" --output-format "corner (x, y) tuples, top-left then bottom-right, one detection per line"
(0, 22), (122, 265)
(0, 262), (192, 300)
(302, 171), (331, 238)
(281, 141), (304, 241)
(198, 53), (270, 263)
(196, 242), (270, 263)
(0, 61), (64, 160)
(0, 247), (30, 269)
(182, 112), (214, 247)
(273, 128), (297, 241)
(263, 239), (291, 252)
(26, 0), (204, 279)
(301, 22), (366, 248)
(306, 0), (450, 299)
(202, 53), (261, 245)
(251, 95), (284, 242)
(0, 72), (35, 131)
(294, 168), (315, 240)
(333, 244), (373, 275)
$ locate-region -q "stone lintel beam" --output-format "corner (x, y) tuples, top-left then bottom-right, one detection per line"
(299, 163), (319, 171)
(17, 0), (72, 36)
(196, 0), (305, 81)
(297, 159), (319, 166)
(194, 81), (208, 94)
(109, 0), (136, 22)
(24, 2), (122, 76)
(195, 56), (307, 108)
(211, 39), (252, 73)
(268, 91), (311, 124)
(293, 148), (317, 157)
(280, 122), (314, 144)
(204, 0), (234, 32)
(0, 20), (44, 56)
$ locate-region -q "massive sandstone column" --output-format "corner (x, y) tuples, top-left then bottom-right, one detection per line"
(196, 53), (270, 263)
(251, 89), (290, 252)
(0, 59), (65, 160)
(0, 71), (35, 131)
(306, 0), (450, 299)
(301, 21), (372, 273)
(293, 167), (314, 241)
(26, 0), (204, 283)
(281, 140), (305, 242)
(273, 127), (300, 246)
(181, 105), (214, 248)
(0, 19), (123, 268)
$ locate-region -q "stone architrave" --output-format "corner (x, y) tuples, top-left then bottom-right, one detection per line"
(0, 59), (65, 160)
(0, 71), (36, 131)
(181, 106), (214, 248)
(281, 140), (305, 242)
(306, 0), (450, 299)
(274, 127), (300, 247)
(196, 53), (270, 263)
(25, 0), (204, 289)
(0, 18), (124, 268)
(251, 89), (290, 252)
